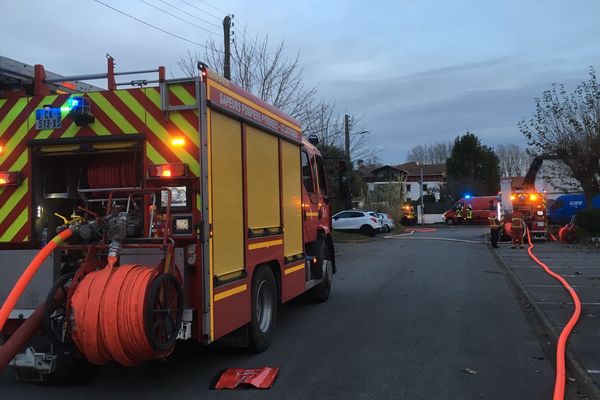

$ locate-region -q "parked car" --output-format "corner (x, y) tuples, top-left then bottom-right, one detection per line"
(377, 213), (396, 233)
(332, 210), (382, 236)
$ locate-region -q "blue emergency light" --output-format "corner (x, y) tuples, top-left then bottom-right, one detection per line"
(464, 194), (472, 199)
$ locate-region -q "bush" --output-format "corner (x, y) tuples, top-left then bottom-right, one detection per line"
(576, 209), (600, 233)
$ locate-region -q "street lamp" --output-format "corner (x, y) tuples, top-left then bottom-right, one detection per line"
(344, 114), (369, 209)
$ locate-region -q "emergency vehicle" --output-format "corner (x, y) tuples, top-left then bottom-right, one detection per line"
(0, 56), (335, 380)
(499, 177), (547, 241)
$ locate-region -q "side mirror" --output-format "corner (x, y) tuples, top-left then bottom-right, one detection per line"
(307, 134), (319, 145)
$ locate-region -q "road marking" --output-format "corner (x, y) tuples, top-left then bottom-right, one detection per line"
(385, 236), (486, 244)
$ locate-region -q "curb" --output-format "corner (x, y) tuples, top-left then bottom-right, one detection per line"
(491, 245), (600, 400)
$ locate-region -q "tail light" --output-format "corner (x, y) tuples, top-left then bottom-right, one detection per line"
(0, 171), (21, 186)
(148, 163), (188, 179)
(370, 217), (378, 224)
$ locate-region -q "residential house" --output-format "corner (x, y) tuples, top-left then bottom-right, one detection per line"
(395, 162), (446, 201)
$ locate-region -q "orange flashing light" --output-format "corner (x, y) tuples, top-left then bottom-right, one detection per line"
(529, 194), (538, 201)
(510, 194), (516, 201)
(171, 137), (186, 147)
(0, 171), (20, 186)
(0, 145), (4, 156)
(148, 163), (188, 179)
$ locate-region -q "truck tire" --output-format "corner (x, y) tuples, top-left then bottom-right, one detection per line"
(360, 225), (375, 237)
(445, 218), (454, 226)
(248, 265), (277, 353)
(309, 238), (333, 303)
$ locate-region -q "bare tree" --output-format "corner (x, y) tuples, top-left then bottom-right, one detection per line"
(406, 142), (452, 164)
(176, 28), (379, 162)
(495, 144), (533, 177)
(520, 68), (600, 208)
(176, 29), (316, 121)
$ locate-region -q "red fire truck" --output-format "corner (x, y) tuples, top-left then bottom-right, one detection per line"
(0, 56), (335, 380)
(499, 178), (547, 241)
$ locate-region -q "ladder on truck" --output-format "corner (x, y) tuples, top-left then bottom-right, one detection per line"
(0, 55), (104, 97)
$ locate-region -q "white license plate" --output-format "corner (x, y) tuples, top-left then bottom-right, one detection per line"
(35, 108), (61, 130)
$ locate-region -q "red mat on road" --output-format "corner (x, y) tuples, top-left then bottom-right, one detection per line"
(214, 367), (279, 389)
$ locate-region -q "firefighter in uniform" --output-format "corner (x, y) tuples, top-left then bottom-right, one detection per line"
(465, 205), (473, 224)
(455, 204), (463, 223)
(510, 211), (525, 249)
(488, 216), (500, 248)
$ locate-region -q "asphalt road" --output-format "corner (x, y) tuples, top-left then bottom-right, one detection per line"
(1, 227), (554, 399)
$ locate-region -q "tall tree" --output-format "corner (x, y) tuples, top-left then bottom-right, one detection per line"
(406, 142), (453, 164)
(520, 68), (600, 208)
(445, 132), (500, 197)
(495, 144), (533, 177)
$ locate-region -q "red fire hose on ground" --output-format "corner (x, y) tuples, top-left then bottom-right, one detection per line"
(525, 229), (582, 400)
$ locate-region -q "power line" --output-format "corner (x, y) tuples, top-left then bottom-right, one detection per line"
(157, 0), (221, 29)
(195, 0), (229, 15)
(140, 0), (222, 37)
(92, 0), (211, 49)
(178, 0), (222, 20)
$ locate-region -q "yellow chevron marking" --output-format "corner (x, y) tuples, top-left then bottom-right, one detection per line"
(88, 92), (136, 133)
(0, 176), (28, 223)
(0, 99), (6, 108)
(196, 193), (201, 211)
(146, 142), (168, 165)
(284, 263), (305, 275)
(60, 122), (82, 138)
(0, 98), (29, 139)
(116, 90), (200, 176)
(169, 112), (200, 147)
(0, 207), (28, 242)
(88, 118), (110, 136)
(214, 284), (247, 302)
(145, 87), (161, 108)
(170, 85), (197, 106)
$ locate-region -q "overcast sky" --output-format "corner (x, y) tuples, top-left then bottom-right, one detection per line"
(3, 0), (599, 163)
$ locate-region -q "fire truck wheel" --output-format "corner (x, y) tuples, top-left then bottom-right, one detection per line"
(249, 265), (277, 353)
(310, 240), (333, 303)
(445, 218), (454, 226)
(44, 273), (76, 350)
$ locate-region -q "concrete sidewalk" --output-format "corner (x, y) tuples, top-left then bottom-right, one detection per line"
(495, 241), (600, 399)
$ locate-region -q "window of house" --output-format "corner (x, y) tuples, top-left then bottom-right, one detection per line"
(406, 184), (411, 192)
(423, 184), (428, 191)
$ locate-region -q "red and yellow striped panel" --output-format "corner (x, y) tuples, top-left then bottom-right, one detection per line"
(0, 83), (201, 243)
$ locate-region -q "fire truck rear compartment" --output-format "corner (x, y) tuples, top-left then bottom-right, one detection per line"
(30, 139), (144, 242)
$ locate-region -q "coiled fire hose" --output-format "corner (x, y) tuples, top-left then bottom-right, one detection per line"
(70, 263), (181, 366)
(0, 229), (74, 332)
(526, 229), (582, 400)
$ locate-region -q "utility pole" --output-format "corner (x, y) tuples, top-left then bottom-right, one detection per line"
(223, 15), (232, 80)
(419, 164), (424, 225)
(344, 114), (352, 209)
